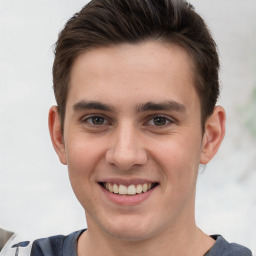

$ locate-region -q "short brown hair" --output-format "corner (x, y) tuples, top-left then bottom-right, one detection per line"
(53, 0), (219, 132)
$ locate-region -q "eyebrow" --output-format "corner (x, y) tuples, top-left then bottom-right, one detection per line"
(73, 100), (186, 113)
(136, 101), (186, 113)
(73, 100), (114, 112)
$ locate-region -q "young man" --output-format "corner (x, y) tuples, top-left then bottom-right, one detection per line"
(1, 0), (252, 255)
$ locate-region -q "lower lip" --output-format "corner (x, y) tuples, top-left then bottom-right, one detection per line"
(100, 185), (156, 206)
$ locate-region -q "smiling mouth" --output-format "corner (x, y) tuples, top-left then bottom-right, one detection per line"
(100, 182), (159, 196)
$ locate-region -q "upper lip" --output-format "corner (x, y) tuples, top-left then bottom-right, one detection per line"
(98, 178), (159, 186)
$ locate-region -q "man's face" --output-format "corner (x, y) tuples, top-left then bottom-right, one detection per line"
(56, 41), (207, 240)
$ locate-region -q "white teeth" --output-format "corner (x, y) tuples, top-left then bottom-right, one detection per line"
(113, 184), (119, 194)
(142, 183), (148, 192)
(136, 184), (143, 193)
(119, 185), (128, 195)
(127, 185), (136, 195)
(104, 182), (155, 195)
(109, 183), (113, 193)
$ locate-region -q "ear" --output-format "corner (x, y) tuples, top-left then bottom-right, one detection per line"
(200, 106), (226, 164)
(48, 106), (67, 165)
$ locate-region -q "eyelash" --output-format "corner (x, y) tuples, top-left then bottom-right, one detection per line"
(81, 114), (175, 128)
(144, 115), (174, 127)
(81, 115), (110, 126)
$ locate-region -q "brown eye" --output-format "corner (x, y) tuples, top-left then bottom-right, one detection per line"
(91, 116), (106, 125)
(153, 116), (168, 126)
(82, 115), (108, 126)
(145, 115), (173, 127)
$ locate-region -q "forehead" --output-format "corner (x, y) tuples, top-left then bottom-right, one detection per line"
(71, 41), (195, 80)
(68, 41), (198, 109)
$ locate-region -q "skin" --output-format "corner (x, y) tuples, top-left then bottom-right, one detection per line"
(49, 41), (225, 256)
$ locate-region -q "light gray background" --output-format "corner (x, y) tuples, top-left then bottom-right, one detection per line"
(0, 0), (256, 253)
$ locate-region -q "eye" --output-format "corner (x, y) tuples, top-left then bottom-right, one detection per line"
(152, 116), (168, 126)
(82, 115), (108, 126)
(146, 115), (173, 127)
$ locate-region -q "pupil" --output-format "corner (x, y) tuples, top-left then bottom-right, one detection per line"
(92, 116), (104, 125)
(154, 117), (166, 126)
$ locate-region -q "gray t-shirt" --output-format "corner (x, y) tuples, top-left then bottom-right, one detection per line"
(204, 235), (252, 256)
(1, 230), (252, 256)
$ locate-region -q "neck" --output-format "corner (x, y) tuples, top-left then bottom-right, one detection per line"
(77, 216), (214, 256)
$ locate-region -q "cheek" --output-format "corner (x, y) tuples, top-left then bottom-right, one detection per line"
(64, 136), (106, 198)
(65, 134), (107, 173)
(155, 134), (202, 166)
(65, 142), (103, 213)
(152, 134), (202, 187)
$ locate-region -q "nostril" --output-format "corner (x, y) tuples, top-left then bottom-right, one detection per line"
(105, 147), (148, 171)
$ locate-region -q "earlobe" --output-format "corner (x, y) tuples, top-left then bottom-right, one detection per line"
(200, 106), (226, 164)
(48, 106), (67, 165)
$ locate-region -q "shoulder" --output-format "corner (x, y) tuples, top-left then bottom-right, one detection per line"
(205, 235), (252, 256)
(0, 230), (85, 256)
(30, 234), (66, 256)
(31, 229), (84, 256)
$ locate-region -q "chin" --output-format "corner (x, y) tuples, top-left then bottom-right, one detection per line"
(101, 217), (158, 242)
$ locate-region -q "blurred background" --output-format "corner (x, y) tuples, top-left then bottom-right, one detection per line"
(0, 0), (255, 252)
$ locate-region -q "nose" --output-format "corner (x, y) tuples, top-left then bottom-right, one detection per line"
(105, 123), (147, 171)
